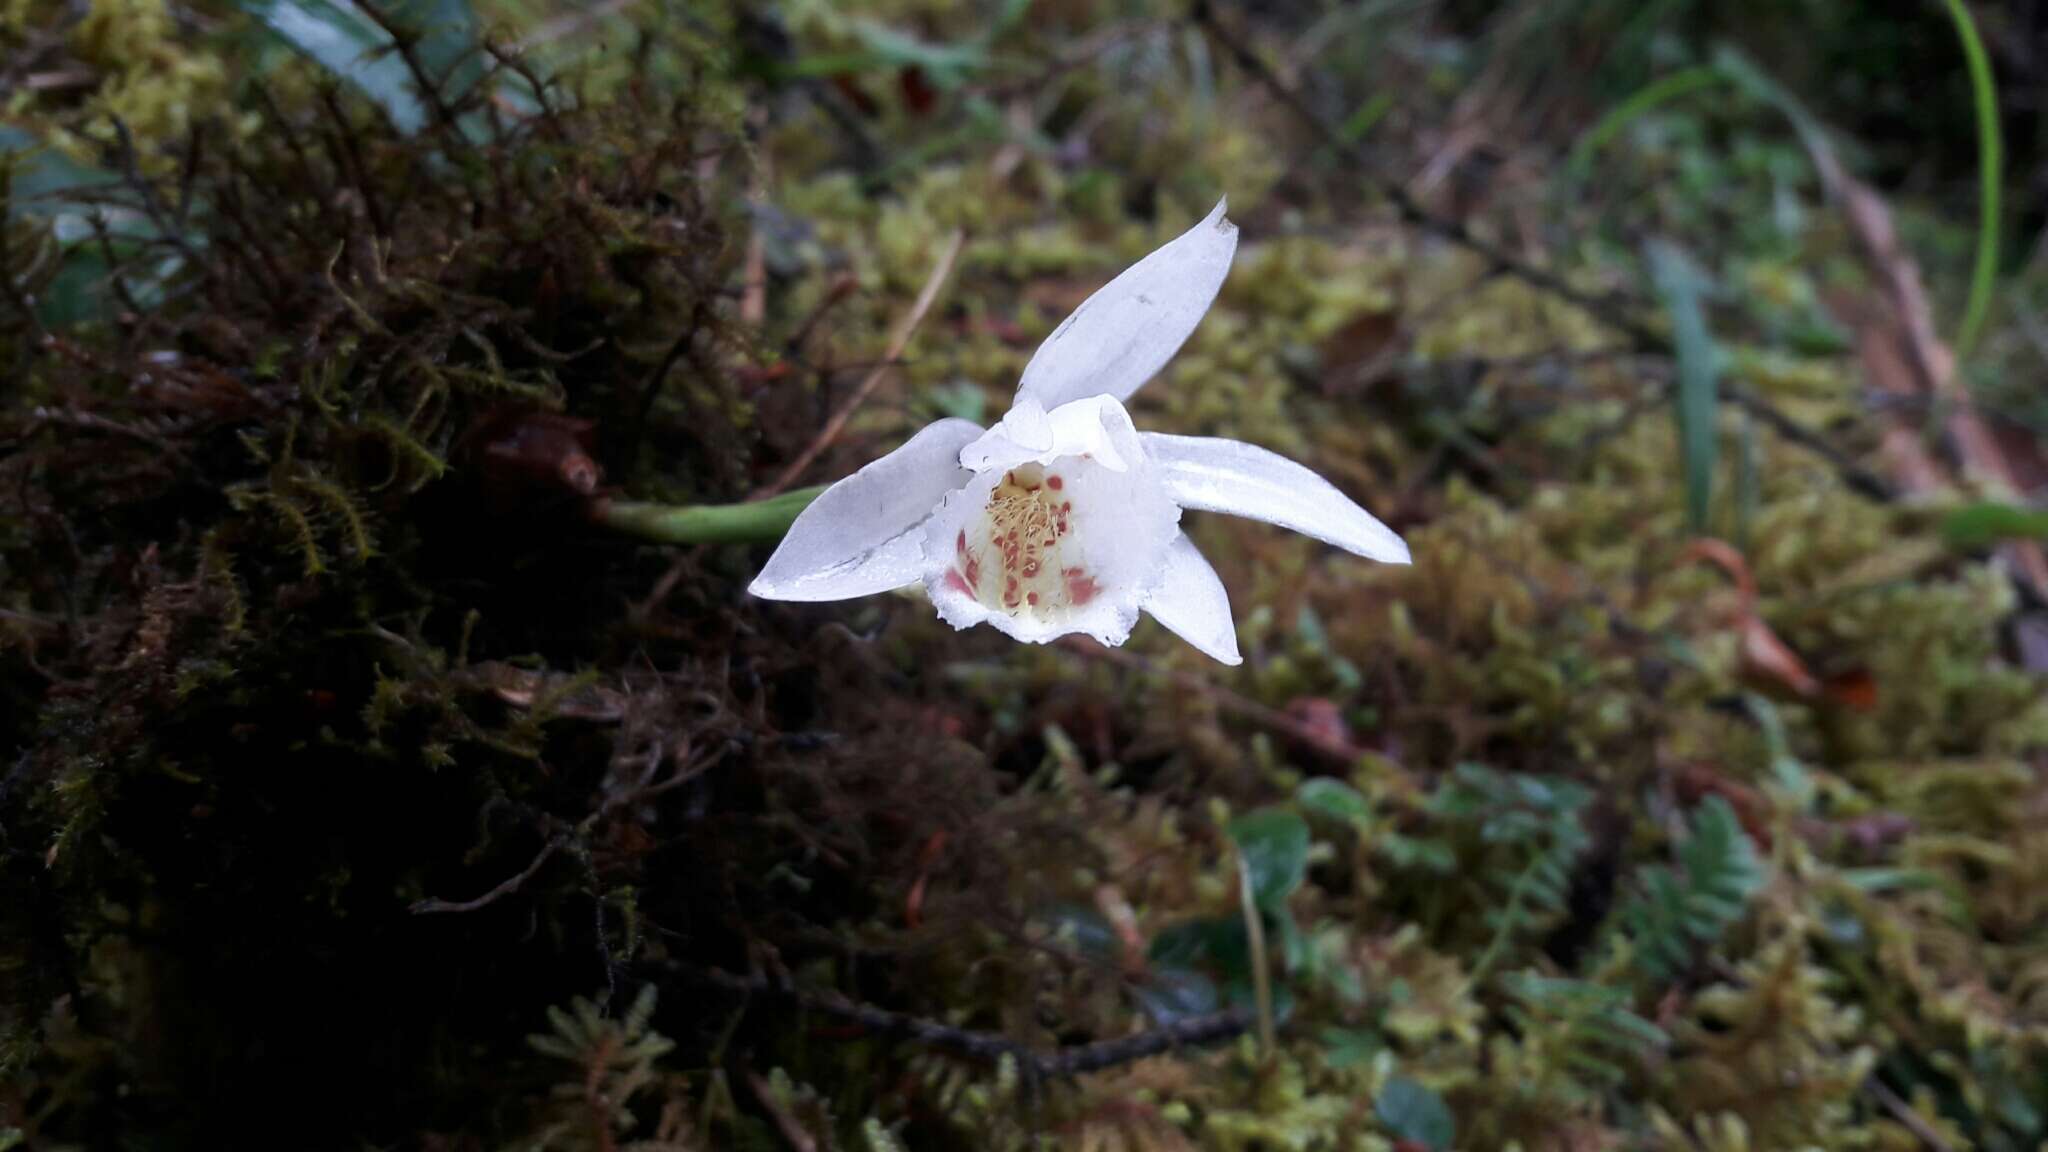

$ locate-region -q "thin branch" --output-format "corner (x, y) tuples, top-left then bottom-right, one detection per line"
(658, 961), (1251, 1081)
(782, 273), (860, 358)
(0, 185), (51, 344)
(752, 228), (966, 499)
(1191, 0), (1652, 345)
(628, 299), (715, 464)
(1039, 1012), (1253, 1077)
(26, 403), (194, 471)
(477, 40), (569, 138)
(354, 0), (472, 147)
(745, 1069), (819, 1152)
(1057, 637), (1416, 785)
(107, 118), (206, 266)
(1726, 384), (1892, 501)
(1236, 855), (1275, 1055)
(1865, 1078), (1958, 1152)
(410, 833), (564, 914)
(741, 113), (771, 328)
(86, 213), (144, 319)
(316, 85), (391, 241)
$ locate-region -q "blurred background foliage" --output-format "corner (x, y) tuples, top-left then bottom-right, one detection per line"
(4, 0), (2048, 1149)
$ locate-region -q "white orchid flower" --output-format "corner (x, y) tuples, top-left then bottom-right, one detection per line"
(748, 199), (1409, 664)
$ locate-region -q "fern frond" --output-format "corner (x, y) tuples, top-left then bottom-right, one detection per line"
(1615, 797), (1766, 981)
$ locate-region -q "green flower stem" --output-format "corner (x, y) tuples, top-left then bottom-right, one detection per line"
(594, 486), (825, 545)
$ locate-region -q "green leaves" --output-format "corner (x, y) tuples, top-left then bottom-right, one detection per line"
(1228, 806), (1311, 911)
(785, 0), (1031, 90)
(1296, 777), (1372, 826)
(1319, 1026), (1382, 1069)
(2, 128), (117, 209)
(1500, 972), (1667, 1090)
(1615, 796), (1766, 981)
(1375, 1076), (1454, 1151)
(1429, 763), (1593, 978)
(241, 0), (487, 136)
(1940, 501), (2048, 549)
(2, 128), (187, 328)
(1648, 240), (1722, 535)
(1137, 805), (1317, 1027)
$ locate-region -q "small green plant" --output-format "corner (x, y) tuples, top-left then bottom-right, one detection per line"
(1429, 763), (1595, 981)
(1613, 797), (1766, 982)
(525, 985), (692, 1151)
(1499, 971), (1668, 1091)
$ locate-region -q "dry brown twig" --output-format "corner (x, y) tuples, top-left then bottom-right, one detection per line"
(741, 108), (771, 329)
(1865, 1078), (1959, 1152)
(752, 228), (966, 500)
(745, 1069), (819, 1152)
(1799, 124), (2048, 600)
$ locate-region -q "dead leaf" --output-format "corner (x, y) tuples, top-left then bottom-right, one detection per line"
(1317, 309), (1402, 397)
(472, 662), (628, 722)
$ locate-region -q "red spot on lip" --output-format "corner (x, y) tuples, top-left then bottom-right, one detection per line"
(1063, 567), (1099, 606)
(1026, 592), (1039, 606)
(944, 569), (974, 596)
(1046, 475), (1063, 490)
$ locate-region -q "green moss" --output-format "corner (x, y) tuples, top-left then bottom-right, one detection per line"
(3, 1), (2046, 1149)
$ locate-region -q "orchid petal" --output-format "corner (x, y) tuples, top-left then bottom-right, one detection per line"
(1013, 198), (1237, 411)
(1142, 534), (1241, 664)
(1141, 433), (1410, 564)
(962, 395), (1146, 474)
(748, 418), (982, 601)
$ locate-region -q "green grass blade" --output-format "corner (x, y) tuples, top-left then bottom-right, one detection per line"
(1940, 0), (2002, 355)
(1648, 241), (1720, 535)
(1567, 65), (1723, 180)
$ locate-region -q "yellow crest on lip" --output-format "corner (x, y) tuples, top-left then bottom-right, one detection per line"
(943, 463), (1098, 618)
